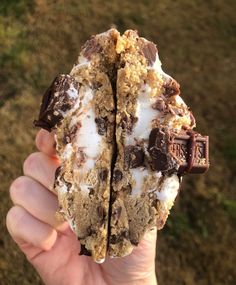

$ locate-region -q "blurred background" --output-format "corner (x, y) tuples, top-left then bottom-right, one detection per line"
(0, 0), (235, 284)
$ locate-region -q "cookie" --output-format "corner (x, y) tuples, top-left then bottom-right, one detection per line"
(35, 29), (119, 262)
(34, 28), (209, 262)
(109, 30), (198, 257)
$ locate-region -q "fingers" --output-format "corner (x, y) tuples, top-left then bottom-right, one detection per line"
(6, 205), (57, 251)
(35, 129), (56, 156)
(10, 176), (68, 232)
(23, 152), (60, 191)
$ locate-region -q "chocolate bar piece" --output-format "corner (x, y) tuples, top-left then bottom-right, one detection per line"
(34, 74), (79, 131)
(148, 128), (209, 174)
(171, 133), (209, 174)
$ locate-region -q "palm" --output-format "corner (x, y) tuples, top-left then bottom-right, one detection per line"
(22, 225), (157, 285)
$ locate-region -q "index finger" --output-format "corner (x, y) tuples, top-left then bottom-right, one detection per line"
(35, 129), (56, 156)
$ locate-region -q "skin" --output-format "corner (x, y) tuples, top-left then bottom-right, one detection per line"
(6, 129), (158, 285)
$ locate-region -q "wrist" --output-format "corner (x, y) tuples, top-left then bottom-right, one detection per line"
(137, 271), (157, 285)
(125, 271), (157, 285)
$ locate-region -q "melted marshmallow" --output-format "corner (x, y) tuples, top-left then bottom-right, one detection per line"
(126, 84), (159, 145)
(67, 84), (79, 99)
(130, 168), (148, 196)
(74, 56), (90, 69)
(151, 52), (172, 80)
(75, 87), (102, 170)
(156, 175), (179, 208)
(63, 143), (73, 159)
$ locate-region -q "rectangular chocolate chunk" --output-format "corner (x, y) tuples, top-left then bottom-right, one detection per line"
(170, 134), (209, 174)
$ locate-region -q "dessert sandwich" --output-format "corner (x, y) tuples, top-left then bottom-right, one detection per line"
(34, 29), (209, 263)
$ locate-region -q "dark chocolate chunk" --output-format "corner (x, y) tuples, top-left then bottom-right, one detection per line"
(113, 169), (123, 183)
(163, 79), (180, 97)
(99, 168), (108, 181)
(95, 117), (108, 135)
(121, 114), (138, 133)
(79, 244), (92, 256)
(34, 74), (79, 132)
(148, 128), (180, 172)
(82, 37), (102, 60)
(142, 42), (157, 65)
(124, 146), (144, 170)
(109, 231), (129, 245)
(148, 147), (175, 172)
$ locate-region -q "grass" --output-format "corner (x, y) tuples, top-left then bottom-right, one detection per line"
(0, 0), (236, 284)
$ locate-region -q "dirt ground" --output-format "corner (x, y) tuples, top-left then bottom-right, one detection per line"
(0, 0), (235, 284)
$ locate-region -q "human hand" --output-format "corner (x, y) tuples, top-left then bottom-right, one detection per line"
(6, 129), (157, 285)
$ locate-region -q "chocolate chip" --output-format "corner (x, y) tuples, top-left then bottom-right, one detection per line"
(130, 239), (139, 246)
(151, 198), (158, 209)
(113, 169), (123, 183)
(53, 166), (62, 187)
(79, 244), (92, 256)
(65, 181), (72, 191)
(69, 124), (79, 140)
(110, 235), (118, 244)
(97, 206), (106, 225)
(95, 117), (108, 135)
(62, 123), (78, 144)
(163, 79), (180, 97)
(113, 206), (122, 221)
(83, 37), (102, 60)
(142, 42), (157, 65)
(60, 102), (72, 112)
(54, 166), (62, 179)
(62, 134), (70, 144)
(109, 231), (129, 245)
(99, 168), (108, 181)
(89, 188), (95, 196)
(92, 81), (103, 89)
(121, 114), (138, 133)
(87, 227), (96, 236)
(152, 99), (166, 111)
(124, 146), (144, 170)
